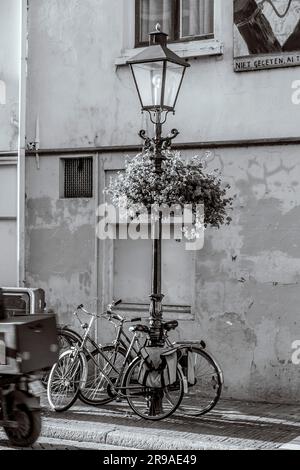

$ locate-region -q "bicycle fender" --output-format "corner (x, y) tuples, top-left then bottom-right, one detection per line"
(57, 349), (88, 390)
(173, 344), (224, 385)
(173, 340), (206, 349)
(57, 326), (82, 344)
(203, 350), (224, 385)
(78, 351), (88, 390)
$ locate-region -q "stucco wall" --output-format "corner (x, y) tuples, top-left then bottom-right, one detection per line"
(24, 0), (300, 402)
(26, 0), (300, 148)
(190, 144), (300, 402)
(25, 155), (96, 327)
(98, 145), (300, 403)
(0, 0), (20, 152)
(0, 1), (19, 285)
(25, 144), (300, 402)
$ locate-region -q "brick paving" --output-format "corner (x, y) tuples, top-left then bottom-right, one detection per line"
(0, 435), (130, 450)
(1, 396), (299, 450)
(37, 397), (300, 450)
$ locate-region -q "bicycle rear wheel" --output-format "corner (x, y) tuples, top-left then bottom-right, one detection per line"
(178, 347), (223, 416)
(79, 345), (127, 406)
(123, 356), (184, 421)
(47, 349), (84, 412)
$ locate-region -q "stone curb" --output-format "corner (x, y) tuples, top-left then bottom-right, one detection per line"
(41, 419), (245, 450)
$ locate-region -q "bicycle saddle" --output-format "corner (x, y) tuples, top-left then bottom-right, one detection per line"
(163, 320), (179, 331)
(129, 324), (150, 334)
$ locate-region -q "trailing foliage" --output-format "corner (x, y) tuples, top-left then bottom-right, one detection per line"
(106, 150), (233, 229)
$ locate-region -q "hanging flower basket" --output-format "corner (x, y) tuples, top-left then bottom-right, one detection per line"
(105, 150), (233, 237)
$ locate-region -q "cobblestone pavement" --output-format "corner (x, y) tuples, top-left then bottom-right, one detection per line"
(35, 397), (300, 450)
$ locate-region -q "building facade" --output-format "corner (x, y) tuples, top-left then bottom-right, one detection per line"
(0, 0), (20, 286)
(1, 0), (300, 403)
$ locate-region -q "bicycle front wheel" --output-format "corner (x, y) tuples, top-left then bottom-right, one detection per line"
(79, 345), (127, 406)
(123, 357), (184, 421)
(47, 349), (84, 412)
(41, 328), (80, 389)
(178, 347), (223, 416)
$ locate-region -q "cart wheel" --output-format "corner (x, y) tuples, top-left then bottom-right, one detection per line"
(4, 405), (41, 447)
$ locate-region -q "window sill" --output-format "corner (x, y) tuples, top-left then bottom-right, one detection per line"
(115, 38), (223, 66)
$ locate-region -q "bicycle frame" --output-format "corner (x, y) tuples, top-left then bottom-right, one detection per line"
(82, 331), (145, 398)
(68, 306), (146, 398)
(70, 306), (142, 358)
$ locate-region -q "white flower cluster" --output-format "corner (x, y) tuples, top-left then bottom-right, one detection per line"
(105, 150), (233, 234)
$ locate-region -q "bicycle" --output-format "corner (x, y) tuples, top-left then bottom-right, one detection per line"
(49, 301), (223, 417)
(77, 303), (223, 417)
(47, 301), (185, 421)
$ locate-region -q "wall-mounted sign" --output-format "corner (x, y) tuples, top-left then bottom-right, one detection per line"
(234, 0), (300, 72)
(0, 80), (6, 104)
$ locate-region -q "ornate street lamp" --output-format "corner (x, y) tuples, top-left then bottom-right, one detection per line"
(127, 24), (190, 347)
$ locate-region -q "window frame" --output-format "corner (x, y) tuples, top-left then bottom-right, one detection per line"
(134, 0), (214, 48)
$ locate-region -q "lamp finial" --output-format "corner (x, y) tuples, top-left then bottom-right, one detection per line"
(149, 23), (168, 46)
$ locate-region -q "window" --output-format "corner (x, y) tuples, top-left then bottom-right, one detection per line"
(63, 157), (93, 198)
(135, 0), (214, 47)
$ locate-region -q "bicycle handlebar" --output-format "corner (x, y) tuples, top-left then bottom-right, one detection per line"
(107, 299), (122, 311)
(106, 299), (122, 317)
(109, 313), (124, 322)
(75, 299), (142, 325)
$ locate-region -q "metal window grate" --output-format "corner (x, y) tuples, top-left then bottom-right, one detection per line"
(63, 157), (93, 198)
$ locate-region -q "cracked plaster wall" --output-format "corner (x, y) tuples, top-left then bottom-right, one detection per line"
(186, 146), (300, 402)
(25, 156), (96, 328)
(24, 0), (300, 402)
(0, 0), (20, 151)
(26, 0), (300, 147)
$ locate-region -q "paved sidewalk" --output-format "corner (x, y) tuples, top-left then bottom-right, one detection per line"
(0, 434), (131, 450)
(35, 397), (300, 450)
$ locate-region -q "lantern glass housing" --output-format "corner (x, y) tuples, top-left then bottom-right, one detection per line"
(127, 26), (190, 113)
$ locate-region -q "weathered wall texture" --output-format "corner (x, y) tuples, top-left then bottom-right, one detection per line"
(0, 0), (20, 151)
(191, 145), (300, 402)
(24, 0), (300, 402)
(25, 156), (96, 327)
(26, 0), (300, 148)
(0, 1), (19, 285)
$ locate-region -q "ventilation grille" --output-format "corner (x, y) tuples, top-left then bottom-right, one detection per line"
(63, 157), (93, 198)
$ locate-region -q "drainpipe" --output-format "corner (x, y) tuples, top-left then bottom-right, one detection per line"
(94, 153), (99, 344)
(17, 0), (28, 286)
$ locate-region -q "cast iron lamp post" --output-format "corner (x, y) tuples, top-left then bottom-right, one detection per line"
(127, 24), (190, 347)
